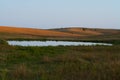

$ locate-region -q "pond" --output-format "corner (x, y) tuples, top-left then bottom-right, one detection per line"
(7, 41), (112, 46)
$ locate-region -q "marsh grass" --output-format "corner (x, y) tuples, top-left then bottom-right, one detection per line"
(0, 40), (8, 45)
(0, 45), (120, 80)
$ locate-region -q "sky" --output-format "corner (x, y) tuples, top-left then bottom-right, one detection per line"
(0, 0), (120, 29)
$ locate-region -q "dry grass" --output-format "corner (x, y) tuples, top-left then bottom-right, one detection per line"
(68, 28), (102, 35)
(0, 26), (82, 37)
(0, 26), (120, 41)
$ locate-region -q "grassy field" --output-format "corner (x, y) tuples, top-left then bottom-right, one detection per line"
(0, 43), (120, 80)
(0, 26), (120, 80)
(0, 26), (120, 41)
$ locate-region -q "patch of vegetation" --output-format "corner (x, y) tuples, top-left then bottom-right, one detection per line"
(0, 39), (8, 45)
(0, 45), (120, 80)
(82, 28), (86, 31)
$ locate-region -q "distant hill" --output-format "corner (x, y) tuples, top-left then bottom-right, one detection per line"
(50, 27), (120, 36)
(0, 26), (120, 40)
(0, 26), (81, 38)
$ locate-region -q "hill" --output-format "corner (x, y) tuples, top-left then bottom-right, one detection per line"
(0, 26), (120, 41)
(50, 27), (120, 40)
(0, 26), (82, 39)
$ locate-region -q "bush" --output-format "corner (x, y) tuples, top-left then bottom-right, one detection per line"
(0, 39), (8, 45)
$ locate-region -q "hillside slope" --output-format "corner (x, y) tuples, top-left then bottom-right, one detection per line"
(0, 26), (120, 40)
(50, 27), (120, 35)
(0, 26), (82, 38)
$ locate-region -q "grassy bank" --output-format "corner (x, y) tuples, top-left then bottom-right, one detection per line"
(0, 26), (120, 45)
(0, 44), (120, 80)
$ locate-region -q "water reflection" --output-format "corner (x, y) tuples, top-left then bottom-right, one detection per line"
(8, 41), (112, 46)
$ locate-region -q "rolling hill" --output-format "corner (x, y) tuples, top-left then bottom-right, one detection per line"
(0, 26), (82, 39)
(0, 26), (120, 40)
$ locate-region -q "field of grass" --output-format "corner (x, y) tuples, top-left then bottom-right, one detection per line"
(0, 26), (120, 80)
(0, 43), (120, 80)
(0, 26), (120, 42)
(0, 26), (81, 39)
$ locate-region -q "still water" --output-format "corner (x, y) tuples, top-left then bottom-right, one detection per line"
(7, 41), (112, 46)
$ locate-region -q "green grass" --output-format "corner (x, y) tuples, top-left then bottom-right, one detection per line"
(0, 39), (8, 45)
(0, 44), (120, 80)
(0, 27), (120, 80)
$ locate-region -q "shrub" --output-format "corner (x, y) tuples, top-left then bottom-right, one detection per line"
(0, 39), (8, 45)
